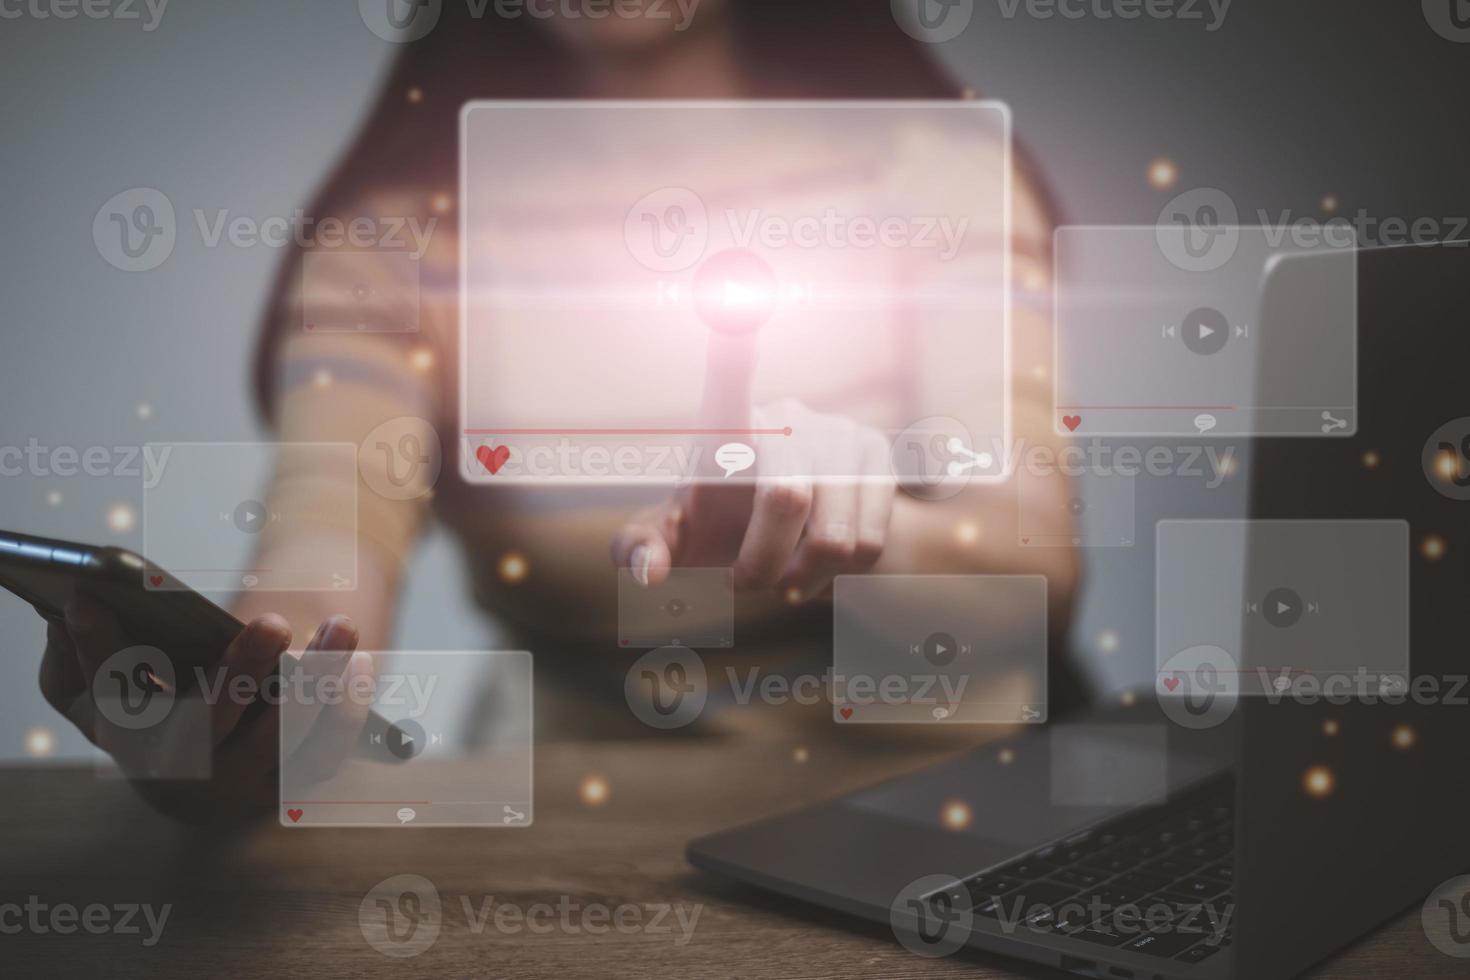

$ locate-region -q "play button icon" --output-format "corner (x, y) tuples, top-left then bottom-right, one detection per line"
(384, 719), (426, 760)
(232, 499), (269, 535)
(1263, 587), (1303, 628)
(1180, 307), (1230, 356)
(922, 631), (959, 667)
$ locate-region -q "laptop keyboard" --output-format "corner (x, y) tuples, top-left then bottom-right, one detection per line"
(937, 779), (1235, 965)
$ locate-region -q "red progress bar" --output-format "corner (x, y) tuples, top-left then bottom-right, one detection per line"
(464, 427), (793, 436)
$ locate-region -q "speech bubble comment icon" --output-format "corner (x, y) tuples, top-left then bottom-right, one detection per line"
(396, 807), (416, 825)
(1194, 413), (1218, 434)
(715, 443), (756, 479)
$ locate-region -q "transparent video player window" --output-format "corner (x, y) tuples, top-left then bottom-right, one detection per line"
(1055, 226), (1356, 437)
(460, 101), (1012, 487)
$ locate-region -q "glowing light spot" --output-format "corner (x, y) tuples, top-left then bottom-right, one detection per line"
(136, 402), (153, 420)
(941, 798), (973, 831)
(431, 192), (453, 214)
(1020, 266), (1046, 293)
(997, 748), (1015, 765)
(1422, 535), (1446, 561)
(1321, 194), (1338, 214)
(1097, 630), (1120, 655)
(1322, 719), (1340, 737)
(579, 775), (610, 807)
(1031, 364), (1047, 382)
(1120, 691), (1137, 707)
(313, 368), (334, 388)
(1147, 158), (1179, 191)
(1361, 450), (1379, 469)
(45, 490), (62, 508)
(1435, 450), (1457, 481)
(406, 86), (423, 104)
(955, 521), (981, 545)
(1303, 765), (1335, 799)
(410, 347), (434, 372)
(693, 248), (777, 336)
(784, 586), (803, 606)
(498, 552), (529, 585)
(1392, 724), (1417, 750)
(1218, 455), (1239, 478)
(962, 87), (977, 101)
(792, 746), (809, 765)
(25, 727), (54, 758)
(106, 504), (135, 534)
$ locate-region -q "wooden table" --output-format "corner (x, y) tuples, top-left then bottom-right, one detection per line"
(0, 736), (1448, 979)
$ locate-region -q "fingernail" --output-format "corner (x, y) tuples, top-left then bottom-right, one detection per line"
(64, 600), (95, 636)
(631, 546), (651, 587)
(318, 615), (359, 651)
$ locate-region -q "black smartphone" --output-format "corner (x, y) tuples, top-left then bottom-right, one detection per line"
(0, 528), (243, 665)
(0, 527), (401, 757)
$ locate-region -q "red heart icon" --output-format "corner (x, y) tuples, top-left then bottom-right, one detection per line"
(286, 809), (304, 823)
(1062, 415), (1082, 432)
(1020, 538), (1030, 545)
(476, 444), (511, 475)
(839, 707), (854, 720)
(1163, 676), (1181, 692)
(148, 575), (164, 588)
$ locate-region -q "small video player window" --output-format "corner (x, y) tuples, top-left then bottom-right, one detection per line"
(142, 442), (358, 593)
(617, 566), (734, 649)
(1054, 225), (1356, 437)
(833, 575), (1047, 724)
(1156, 520), (1409, 698)
(279, 651), (533, 828)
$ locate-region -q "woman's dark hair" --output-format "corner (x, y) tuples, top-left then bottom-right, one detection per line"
(253, 0), (1049, 415)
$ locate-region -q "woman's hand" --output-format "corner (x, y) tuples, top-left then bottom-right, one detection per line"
(36, 599), (370, 825)
(612, 332), (895, 601)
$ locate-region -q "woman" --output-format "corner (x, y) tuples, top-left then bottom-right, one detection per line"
(38, 0), (1080, 822)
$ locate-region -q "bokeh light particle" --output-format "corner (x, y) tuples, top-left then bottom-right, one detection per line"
(406, 86), (423, 104)
(1322, 719), (1339, 737)
(498, 552), (529, 585)
(1392, 724), (1416, 750)
(25, 727), (54, 758)
(1422, 535), (1446, 561)
(1321, 193), (1338, 214)
(997, 747), (1015, 766)
(955, 521), (980, 545)
(106, 504), (135, 534)
(136, 402), (153, 420)
(1147, 158), (1178, 191)
(1361, 450), (1379, 469)
(1120, 690), (1137, 708)
(1303, 765), (1335, 799)
(410, 347), (434, 373)
(941, 798), (973, 831)
(45, 490), (62, 508)
(1097, 630), (1120, 655)
(579, 775), (610, 807)
(792, 746), (809, 765)
(431, 192), (453, 214)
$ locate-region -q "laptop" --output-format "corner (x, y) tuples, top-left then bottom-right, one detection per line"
(688, 242), (1470, 979)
